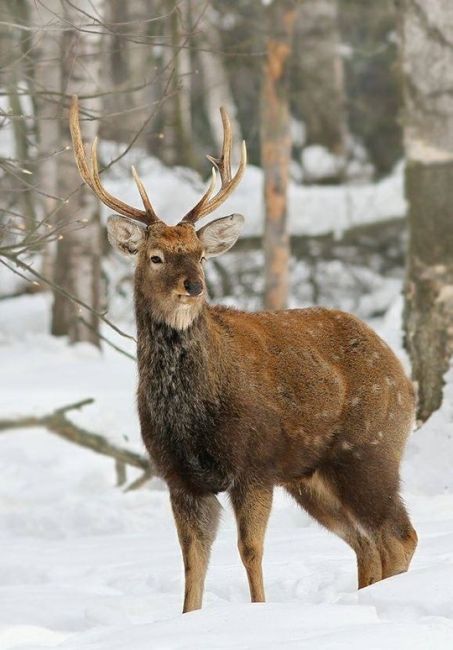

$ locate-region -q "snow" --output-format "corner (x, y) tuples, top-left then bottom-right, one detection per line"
(403, 364), (453, 495)
(301, 144), (344, 181)
(2, 292), (453, 649)
(98, 142), (406, 240)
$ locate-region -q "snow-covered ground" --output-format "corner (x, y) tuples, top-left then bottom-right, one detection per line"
(1, 292), (453, 649)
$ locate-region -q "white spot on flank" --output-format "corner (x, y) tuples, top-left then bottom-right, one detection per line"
(371, 384), (382, 393)
(341, 441), (353, 451)
(350, 396), (360, 406)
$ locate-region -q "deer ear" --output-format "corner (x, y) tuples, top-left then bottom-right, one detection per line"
(106, 215), (146, 256)
(197, 213), (244, 258)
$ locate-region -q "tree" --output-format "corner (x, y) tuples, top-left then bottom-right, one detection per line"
(103, 0), (159, 148)
(159, 1), (194, 167)
(32, 0), (63, 280)
(192, 1), (242, 155)
(292, 0), (348, 160)
(400, 0), (453, 421)
(261, 0), (297, 310)
(49, 1), (104, 346)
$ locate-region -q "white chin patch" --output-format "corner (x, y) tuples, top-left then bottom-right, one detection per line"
(167, 304), (199, 331)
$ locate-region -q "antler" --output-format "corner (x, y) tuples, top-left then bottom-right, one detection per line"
(181, 107), (247, 224)
(69, 95), (161, 226)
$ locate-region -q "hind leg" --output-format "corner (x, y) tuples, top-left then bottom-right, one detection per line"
(327, 450), (417, 584)
(378, 498), (418, 579)
(285, 472), (382, 588)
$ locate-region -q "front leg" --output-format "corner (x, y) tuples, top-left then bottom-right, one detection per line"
(170, 488), (221, 613)
(230, 481), (273, 603)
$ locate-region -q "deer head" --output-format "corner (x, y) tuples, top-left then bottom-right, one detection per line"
(69, 96), (247, 330)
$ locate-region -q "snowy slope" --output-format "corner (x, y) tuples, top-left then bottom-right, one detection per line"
(1, 295), (453, 649)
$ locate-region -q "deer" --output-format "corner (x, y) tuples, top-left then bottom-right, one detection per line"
(69, 96), (417, 614)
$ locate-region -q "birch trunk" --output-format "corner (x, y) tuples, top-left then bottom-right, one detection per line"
(5, 0), (35, 228)
(261, 1), (296, 310)
(161, 0), (193, 167)
(400, 0), (453, 421)
(32, 0), (62, 224)
(50, 1), (104, 346)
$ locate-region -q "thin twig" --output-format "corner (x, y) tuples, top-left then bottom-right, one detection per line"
(1, 255), (135, 342)
(78, 316), (136, 361)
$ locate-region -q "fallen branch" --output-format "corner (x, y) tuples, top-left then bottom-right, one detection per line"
(125, 468), (153, 491)
(0, 398), (151, 477)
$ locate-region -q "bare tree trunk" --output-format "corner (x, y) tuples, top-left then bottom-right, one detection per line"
(103, 0), (158, 147)
(32, 0), (62, 211)
(32, 0), (64, 279)
(261, 1), (297, 311)
(5, 0), (36, 228)
(192, 1), (242, 153)
(293, 0), (348, 157)
(400, 0), (453, 421)
(161, 1), (193, 167)
(51, 1), (104, 346)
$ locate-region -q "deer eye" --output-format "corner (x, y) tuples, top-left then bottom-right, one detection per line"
(150, 255), (163, 264)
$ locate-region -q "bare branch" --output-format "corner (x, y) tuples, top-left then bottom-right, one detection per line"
(0, 398), (150, 472)
(0, 255), (135, 342)
(78, 316), (136, 361)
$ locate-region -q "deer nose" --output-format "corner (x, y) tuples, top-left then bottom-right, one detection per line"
(184, 279), (203, 296)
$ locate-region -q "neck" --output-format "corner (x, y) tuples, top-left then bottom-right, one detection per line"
(134, 286), (213, 380)
(135, 289), (236, 492)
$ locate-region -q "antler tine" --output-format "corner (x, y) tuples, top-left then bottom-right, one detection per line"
(181, 167), (217, 224)
(90, 138), (150, 222)
(181, 107), (247, 225)
(207, 107), (232, 183)
(69, 95), (160, 226)
(131, 165), (160, 222)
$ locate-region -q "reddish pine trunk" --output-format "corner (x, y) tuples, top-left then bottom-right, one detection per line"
(261, 2), (296, 310)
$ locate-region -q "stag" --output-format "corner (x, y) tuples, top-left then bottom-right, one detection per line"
(70, 96), (417, 613)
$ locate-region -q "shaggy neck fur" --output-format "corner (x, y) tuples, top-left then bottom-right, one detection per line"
(134, 285), (234, 493)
